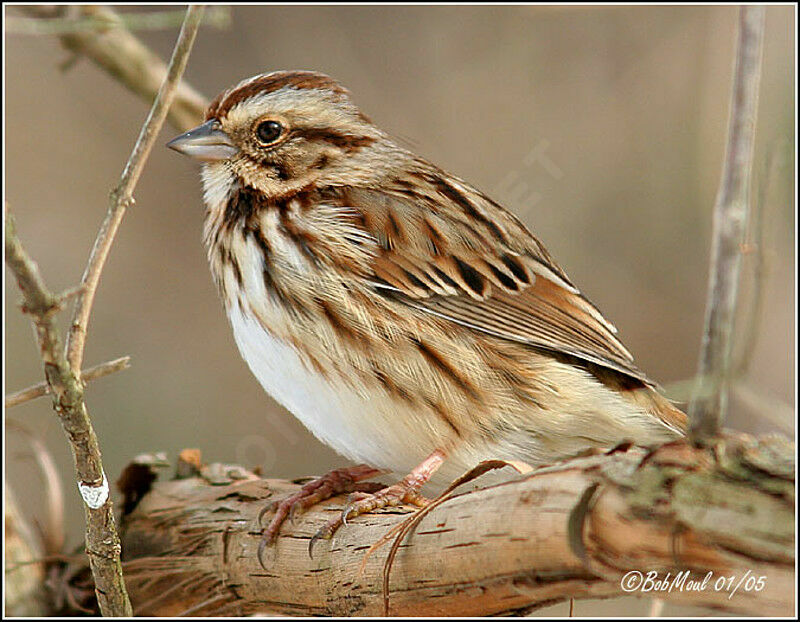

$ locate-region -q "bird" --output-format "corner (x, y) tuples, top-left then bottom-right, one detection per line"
(167, 69), (686, 553)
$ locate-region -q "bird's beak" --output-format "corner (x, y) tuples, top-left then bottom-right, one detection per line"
(166, 119), (239, 162)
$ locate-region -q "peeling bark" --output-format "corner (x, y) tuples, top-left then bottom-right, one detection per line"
(112, 434), (793, 616)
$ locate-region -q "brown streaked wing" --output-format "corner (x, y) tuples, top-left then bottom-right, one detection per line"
(336, 183), (648, 383)
(402, 285), (647, 382)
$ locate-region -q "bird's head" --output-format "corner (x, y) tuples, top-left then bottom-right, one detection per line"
(168, 70), (395, 199)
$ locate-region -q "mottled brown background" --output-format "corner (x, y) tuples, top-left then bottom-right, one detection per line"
(4, 5), (794, 616)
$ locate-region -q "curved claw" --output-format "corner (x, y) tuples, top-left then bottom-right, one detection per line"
(341, 499), (362, 526)
(257, 535), (270, 570)
(257, 499), (279, 528)
(341, 491), (370, 526)
(308, 528), (328, 559)
(252, 464), (386, 563)
(288, 501), (307, 525)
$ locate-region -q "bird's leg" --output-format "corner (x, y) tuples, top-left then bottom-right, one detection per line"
(258, 464), (384, 558)
(309, 449), (447, 556)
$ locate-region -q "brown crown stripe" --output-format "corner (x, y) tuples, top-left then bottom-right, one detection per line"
(207, 70), (350, 120)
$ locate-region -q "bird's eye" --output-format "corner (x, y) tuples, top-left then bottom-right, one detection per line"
(255, 120), (283, 144)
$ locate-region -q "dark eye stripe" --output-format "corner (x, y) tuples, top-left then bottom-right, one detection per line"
(302, 128), (375, 152)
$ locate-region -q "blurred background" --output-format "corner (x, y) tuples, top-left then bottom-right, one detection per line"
(4, 5), (794, 616)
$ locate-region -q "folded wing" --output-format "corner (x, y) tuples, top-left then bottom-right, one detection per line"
(338, 178), (650, 383)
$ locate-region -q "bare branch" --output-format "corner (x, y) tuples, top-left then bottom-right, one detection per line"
(17, 5), (208, 132)
(5, 356), (131, 409)
(6, 6), (230, 35)
(4, 6), (206, 616)
(5, 210), (132, 616)
(65, 5), (205, 374)
(688, 6), (766, 442)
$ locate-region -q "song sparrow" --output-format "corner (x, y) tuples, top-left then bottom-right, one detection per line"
(168, 70), (686, 552)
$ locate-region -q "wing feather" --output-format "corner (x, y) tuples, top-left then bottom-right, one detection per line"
(333, 179), (648, 382)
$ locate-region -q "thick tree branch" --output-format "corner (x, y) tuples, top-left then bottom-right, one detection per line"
(17, 5), (208, 132)
(689, 6), (765, 441)
(112, 435), (793, 617)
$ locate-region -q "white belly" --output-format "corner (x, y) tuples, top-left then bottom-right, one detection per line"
(228, 305), (450, 475)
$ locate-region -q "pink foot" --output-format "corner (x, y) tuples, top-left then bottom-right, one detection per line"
(258, 464), (382, 565)
(308, 449), (446, 557)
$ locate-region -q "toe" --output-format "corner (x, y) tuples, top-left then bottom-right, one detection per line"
(309, 516), (342, 559)
(256, 464), (380, 551)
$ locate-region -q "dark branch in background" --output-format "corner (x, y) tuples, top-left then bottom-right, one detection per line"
(688, 6), (766, 442)
(4, 6), (205, 616)
(17, 5), (209, 132)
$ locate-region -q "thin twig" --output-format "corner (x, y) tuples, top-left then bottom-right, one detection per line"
(65, 5), (206, 375)
(688, 6), (765, 442)
(5, 211), (132, 616)
(4, 6), (206, 616)
(17, 5), (208, 132)
(6, 6), (230, 35)
(5, 356), (131, 408)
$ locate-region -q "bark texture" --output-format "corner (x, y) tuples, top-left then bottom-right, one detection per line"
(116, 434), (793, 616)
